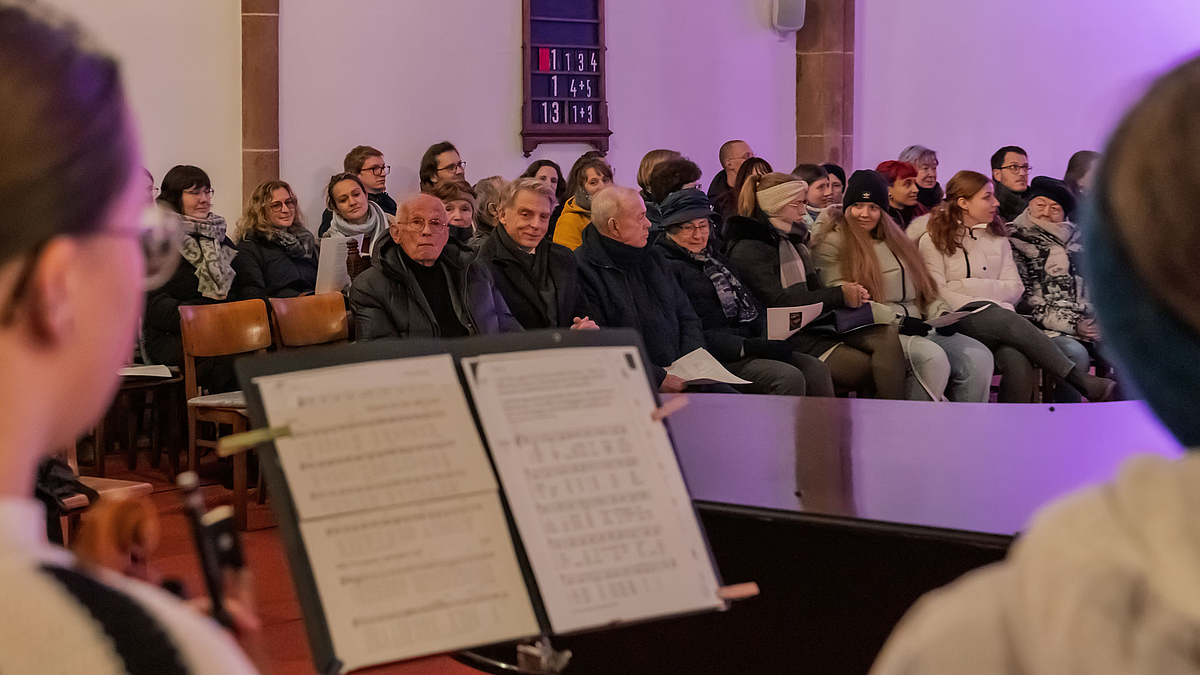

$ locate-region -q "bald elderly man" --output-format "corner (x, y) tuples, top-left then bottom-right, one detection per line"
(349, 193), (521, 339)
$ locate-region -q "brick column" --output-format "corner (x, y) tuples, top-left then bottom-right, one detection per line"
(241, 0), (279, 204)
(795, 0), (854, 168)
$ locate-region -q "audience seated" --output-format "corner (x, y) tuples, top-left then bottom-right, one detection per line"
(552, 156), (613, 250)
(1062, 149), (1100, 205)
(428, 178), (479, 248)
(521, 158), (566, 205)
(656, 188), (834, 396)
(823, 163), (847, 203)
(645, 158), (703, 230)
(707, 139), (754, 210)
(552, 151), (606, 235)
(349, 194), (520, 339)
(876, 160), (929, 230)
(793, 163), (835, 221)
(637, 149), (682, 226)
(811, 171), (993, 402)
(1010, 176), (1096, 403)
(232, 180), (318, 300)
(917, 170), (1114, 402)
(723, 172), (908, 399)
(418, 141), (466, 191)
(317, 145), (396, 237)
(477, 177), (595, 330)
(472, 175), (506, 241)
(991, 145), (1032, 222)
(575, 186), (725, 394)
(321, 172), (392, 256)
(143, 165), (239, 392)
(899, 145), (943, 209)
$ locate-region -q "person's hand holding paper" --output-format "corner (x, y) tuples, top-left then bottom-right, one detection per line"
(666, 348), (751, 386)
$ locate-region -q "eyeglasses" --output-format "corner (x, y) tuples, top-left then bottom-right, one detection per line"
(437, 161), (466, 174)
(0, 205), (183, 326)
(269, 198), (297, 213)
(399, 217), (449, 233)
(183, 187), (215, 197)
(362, 165), (391, 177)
(1001, 164), (1032, 173)
(675, 222), (710, 235)
(150, 186), (161, 198)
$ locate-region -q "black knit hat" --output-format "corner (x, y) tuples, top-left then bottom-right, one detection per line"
(1026, 176), (1077, 217)
(659, 188), (715, 229)
(843, 170), (890, 211)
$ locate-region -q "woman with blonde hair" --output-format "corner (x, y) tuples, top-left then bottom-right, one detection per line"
(812, 170), (994, 401)
(917, 170), (1114, 402)
(724, 172), (909, 398)
(232, 179), (318, 299)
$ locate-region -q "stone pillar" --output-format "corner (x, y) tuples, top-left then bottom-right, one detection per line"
(795, 0), (854, 168)
(241, 0), (279, 204)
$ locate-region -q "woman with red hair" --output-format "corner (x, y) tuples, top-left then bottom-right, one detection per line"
(877, 160), (929, 230)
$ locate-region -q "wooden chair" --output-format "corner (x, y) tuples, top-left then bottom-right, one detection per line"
(269, 293), (350, 349)
(180, 299), (272, 530)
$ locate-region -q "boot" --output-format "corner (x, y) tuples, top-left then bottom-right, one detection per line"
(1064, 366), (1117, 402)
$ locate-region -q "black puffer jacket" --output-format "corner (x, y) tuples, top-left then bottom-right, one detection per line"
(232, 235), (317, 300)
(476, 228), (591, 330)
(348, 237), (522, 339)
(722, 214), (845, 311)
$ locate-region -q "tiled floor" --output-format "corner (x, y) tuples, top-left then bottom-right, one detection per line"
(92, 452), (484, 675)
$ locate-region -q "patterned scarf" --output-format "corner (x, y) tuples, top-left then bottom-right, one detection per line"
(253, 222), (318, 259)
(691, 248), (758, 323)
(179, 214), (236, 300)
(326, 200), (389, 254)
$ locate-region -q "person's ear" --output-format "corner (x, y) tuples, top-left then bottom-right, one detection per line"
(26, 238), (80, 346)
(992, 168), (1003, 183)
(956, 197), (970, 211)
(388, 217), (403, 243)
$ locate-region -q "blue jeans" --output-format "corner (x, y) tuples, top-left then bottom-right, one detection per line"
(927, 331), (995, 403)
(1051, 335), (1090, 403)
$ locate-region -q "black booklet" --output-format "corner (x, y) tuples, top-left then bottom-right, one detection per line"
(236, 329), (725, 673)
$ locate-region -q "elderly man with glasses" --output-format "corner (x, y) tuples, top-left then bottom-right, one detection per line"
(991, 145), (1033, 222)
(348, 193), (521, 339)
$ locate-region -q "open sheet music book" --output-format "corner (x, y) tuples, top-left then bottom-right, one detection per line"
(236, 331), (725, 674)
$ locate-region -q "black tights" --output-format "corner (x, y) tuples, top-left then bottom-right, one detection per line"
(823, 324), (907, 399)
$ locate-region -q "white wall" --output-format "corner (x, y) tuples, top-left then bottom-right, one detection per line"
(854, 0), (1200, 180)
(47, 0), (242, 209)
(279, 0), (796, 220)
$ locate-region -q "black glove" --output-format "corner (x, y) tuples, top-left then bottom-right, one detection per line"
(935, 324), (959, 337)
(899, 316), (932, 336)
(743, 338), (794, 362)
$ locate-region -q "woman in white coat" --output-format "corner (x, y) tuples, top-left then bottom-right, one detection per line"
(916, 170), (1114, 402)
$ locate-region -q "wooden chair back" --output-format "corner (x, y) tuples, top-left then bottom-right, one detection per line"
(179, 299), (272, 397)
(269, 293), (350, 348)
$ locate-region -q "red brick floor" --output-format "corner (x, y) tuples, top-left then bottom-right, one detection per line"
(91, 451), (484, 675)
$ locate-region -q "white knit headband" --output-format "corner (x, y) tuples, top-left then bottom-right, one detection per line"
(756, 180), (808, 216)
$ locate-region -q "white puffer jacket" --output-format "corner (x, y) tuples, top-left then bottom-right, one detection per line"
(917, 223), (1025, 312)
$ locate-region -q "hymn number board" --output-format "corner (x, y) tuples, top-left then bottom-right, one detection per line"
(521, 0), (612, 156)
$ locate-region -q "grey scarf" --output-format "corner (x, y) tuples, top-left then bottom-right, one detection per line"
(326, 200), (389, 254)
(179, 214), (236, 300)
(254, 223), (318, 259)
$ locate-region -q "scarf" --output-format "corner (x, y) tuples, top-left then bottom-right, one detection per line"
(1028, 213), (1074, 244)
(253, 222), (318, 259)
(497, 225), (558, 325)
(767, 216), (814, 289)
(179, 214), (236, 300)
(327, 200), (389, 254)
(692, 248), (759, 323)
(574, 187), (594, 211)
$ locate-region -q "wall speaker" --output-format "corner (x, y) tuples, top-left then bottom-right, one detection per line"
(772, 0), (806, 39)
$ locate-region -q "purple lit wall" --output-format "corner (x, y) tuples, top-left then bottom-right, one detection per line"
(853, 0), (1200, 178)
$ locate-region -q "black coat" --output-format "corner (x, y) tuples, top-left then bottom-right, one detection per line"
(232, 237), (318, 300)
(142, 240), (239, 367)
(722, 215), (845, 311)
(348, 237), (522, 339)
(317, 190), (397, 237)
(574, 225), (705, 383)
(656, 236), (766, 362)
(476, 230), (591, 330)
(994, 182), (1030, 223)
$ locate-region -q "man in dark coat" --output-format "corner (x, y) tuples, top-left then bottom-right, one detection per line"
(349, 194), (521, 339)
(991, 145), (1032, 222)
(318, 145), (397, 237)
(476, 177), (594, 330)
(574, 186), (713, 393)
(706, 139), (753, 208)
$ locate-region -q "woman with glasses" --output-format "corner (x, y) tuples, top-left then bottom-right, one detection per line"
(232, 180), (318, 300)
(0, 5), (258, 671)
(656, 188), (834, 397)
(143, 164), (240, 392)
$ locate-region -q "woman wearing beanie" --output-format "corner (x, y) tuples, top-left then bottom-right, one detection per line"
(871, 54), (1200, 675)
(656, 188), (835, 397)
(812, 170), (995, 402)
(917, 170), (1115, 402)
(724, 172), (908, 399)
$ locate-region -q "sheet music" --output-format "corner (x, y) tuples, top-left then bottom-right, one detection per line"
(253, 355), (539, 670)
(315, 235), (363, 294)
(463, 347), (723, 634)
